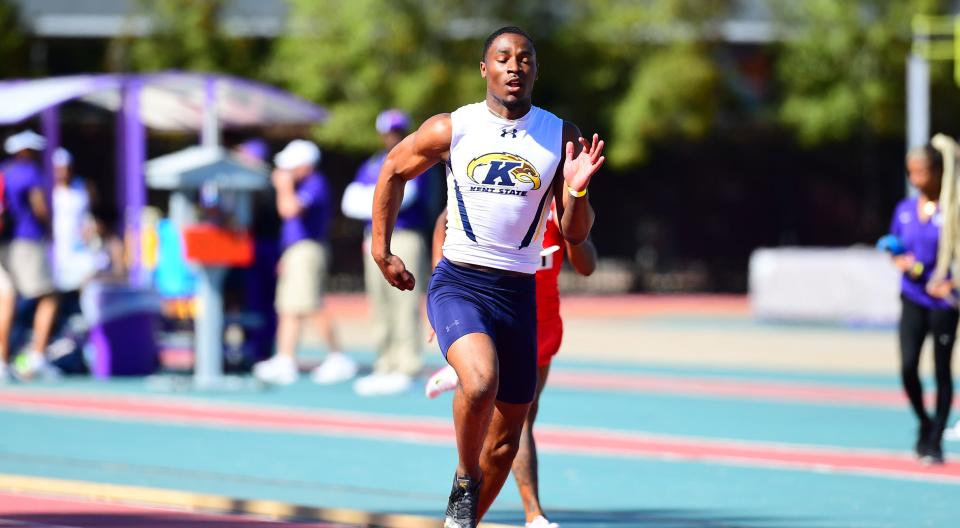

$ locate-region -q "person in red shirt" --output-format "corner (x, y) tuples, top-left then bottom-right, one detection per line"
(426, 204), (597, 528)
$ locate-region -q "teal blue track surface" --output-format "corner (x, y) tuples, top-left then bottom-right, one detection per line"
(1, 348), (958, 528)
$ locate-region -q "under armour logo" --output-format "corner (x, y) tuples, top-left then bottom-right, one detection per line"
(445, 320), (461, 333)
(500, 127), (518, 138)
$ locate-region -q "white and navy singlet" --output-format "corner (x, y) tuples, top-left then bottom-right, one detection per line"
(442, 102), (564, 274)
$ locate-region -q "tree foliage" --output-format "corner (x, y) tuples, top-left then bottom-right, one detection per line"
(269, 0), (470, 151)
(269, 0), (730, 160)
(269, 0), (575, 151)
(607, 46), (719, 165)
(94, 0), (960, 164)
(770, 0), (946, 145)
(108, 0), (257, 74)
(0, 0), (28, 78)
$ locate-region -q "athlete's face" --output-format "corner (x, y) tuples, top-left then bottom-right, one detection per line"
(481, 33), (537, 110)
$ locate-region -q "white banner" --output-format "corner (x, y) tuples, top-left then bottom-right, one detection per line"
(749, 247), (901, 325)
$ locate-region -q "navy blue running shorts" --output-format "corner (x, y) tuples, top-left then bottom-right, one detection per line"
(426, 257), (537, 404)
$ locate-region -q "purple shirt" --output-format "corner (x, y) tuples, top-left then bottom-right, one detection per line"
(890, 197), (954, 310)
(354, 151), (428, 231)
(280, 171), (331, 250)
(0, 159), (47, 241)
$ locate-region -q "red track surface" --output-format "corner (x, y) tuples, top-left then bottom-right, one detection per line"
(2, 389), (958, 484)
(545, 370), (957, 408)
(0, 491), (345, 527)
(320, 294), (752, 319)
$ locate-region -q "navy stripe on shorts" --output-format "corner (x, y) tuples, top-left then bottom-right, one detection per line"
(426, 257), (537, 404)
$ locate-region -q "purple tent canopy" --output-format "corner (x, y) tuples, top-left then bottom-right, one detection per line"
(0, 72), (325, 283)
(0, 72), (325, 129)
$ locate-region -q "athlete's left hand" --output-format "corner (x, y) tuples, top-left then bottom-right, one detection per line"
(563, 133), (605, 193)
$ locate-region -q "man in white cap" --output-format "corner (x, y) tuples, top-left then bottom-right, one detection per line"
(0, 130), (60, 382)
(252, 139), (356, 385)
(342, 109), (434, 395)
(52, 147), (97, 294)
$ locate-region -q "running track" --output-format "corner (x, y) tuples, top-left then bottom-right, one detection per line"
(2, 356), (959, 527)
(2, 389), (959, 484)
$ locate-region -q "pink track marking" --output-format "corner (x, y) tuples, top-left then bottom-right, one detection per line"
(545, 370), (935, 408)
(0, 491), (345, 527)
(2, 389), (959, 484)
(321, 293), (752, 319)
(558, 294), (750, 318)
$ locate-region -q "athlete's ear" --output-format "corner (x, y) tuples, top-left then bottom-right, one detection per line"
(480, 60), (487, 78)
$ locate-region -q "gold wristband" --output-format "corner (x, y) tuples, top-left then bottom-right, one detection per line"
(567, 184), (587, 198)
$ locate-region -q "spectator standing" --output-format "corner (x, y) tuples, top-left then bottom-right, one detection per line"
(342, 110), (433, 396)
(0, 130), (60, 381)
(890, 145), (958, 465)
(252, 139), (356, 385)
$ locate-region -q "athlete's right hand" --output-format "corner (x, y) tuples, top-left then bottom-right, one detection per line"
(375, 253), (416, 291)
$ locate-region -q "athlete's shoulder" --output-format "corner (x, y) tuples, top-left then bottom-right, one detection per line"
(412, 113), (453, 154)
(420, 112), (452, 132)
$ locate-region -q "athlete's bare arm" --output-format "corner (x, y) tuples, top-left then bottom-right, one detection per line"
(552, 121), (604, 245)
(566, 237), (598, 276)
(547, 203), (597, 276)
(371, 114), (452, 290)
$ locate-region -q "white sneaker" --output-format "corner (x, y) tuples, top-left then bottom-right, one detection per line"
(0, 363), (11, 384)
(310, 353), (357, 385)
(526, 515), (559, 528)
(354, 372), (412, 396)
(252, 355), (299, 385)
(945, 422), (960, 441)
(15, 353), (61, 382)
(425, 365), (459, 399)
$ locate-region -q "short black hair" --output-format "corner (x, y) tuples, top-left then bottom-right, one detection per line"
(482, 26), (535, 62)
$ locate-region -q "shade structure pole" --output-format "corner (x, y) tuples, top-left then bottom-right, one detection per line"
(201, 76), (219, 148)
(121, 78), (147, 286)
(193, 266), (226, 388)
(40, 105), (59, 194)
(906, 54), (930, 197)
(907, 54), (930, 152)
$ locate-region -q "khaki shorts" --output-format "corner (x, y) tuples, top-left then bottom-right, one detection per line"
(0, 239), (55, 299)
(275, 240), (329, 314)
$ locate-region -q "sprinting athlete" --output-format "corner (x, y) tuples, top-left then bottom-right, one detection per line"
(426, 204), (597, 528)
(369, 26), (605, 528)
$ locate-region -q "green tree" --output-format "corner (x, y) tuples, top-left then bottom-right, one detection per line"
(0, 0), (29, 78)
(269, 0), (489, 151)
(108, 0), (258, 74)
(770, 0), (946, 145)
(270, 0), (731, 160)
(553, 0), (731, 167)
